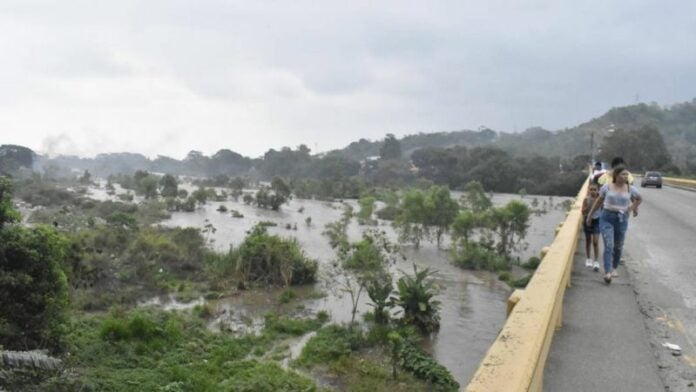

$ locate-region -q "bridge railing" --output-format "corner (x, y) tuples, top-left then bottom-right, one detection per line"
(662, 176), (696, 188)
(464, 179), (589, 392)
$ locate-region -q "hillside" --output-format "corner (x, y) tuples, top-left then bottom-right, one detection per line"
(327, 99), (696, 172)
(4, 99), (696, 178)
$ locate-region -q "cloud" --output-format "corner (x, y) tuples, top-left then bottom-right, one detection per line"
(1, 0), (695, 158)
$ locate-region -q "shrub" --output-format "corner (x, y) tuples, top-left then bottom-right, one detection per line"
(451, 242), (510, 271)
(396, 340), (459, 391)
(263, 313), (325, 336)
(0, 225), (69, 352)
(237, 224), (317, 287)
(296, 325), (364, 367)
(511, 273), (533, 288)
(392, 265), (441, 334)
(521, 256), (541, 270)
(99, 310), (182, 352)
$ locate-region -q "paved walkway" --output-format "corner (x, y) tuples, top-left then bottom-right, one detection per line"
(544, 240), (664, 392)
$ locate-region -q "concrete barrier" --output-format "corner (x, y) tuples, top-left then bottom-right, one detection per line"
(465, 179), (589, 392)
(662, 176), (696, 188)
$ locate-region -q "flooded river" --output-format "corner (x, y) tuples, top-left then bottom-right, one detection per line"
(157, 191), (570, 385)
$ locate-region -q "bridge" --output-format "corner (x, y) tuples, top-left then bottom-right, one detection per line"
(464, 176), (696, 391)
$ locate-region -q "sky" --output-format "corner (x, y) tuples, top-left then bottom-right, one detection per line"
(1, 0), (695, 159)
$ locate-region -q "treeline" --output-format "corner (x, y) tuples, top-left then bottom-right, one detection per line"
(7, 97), (695, 188)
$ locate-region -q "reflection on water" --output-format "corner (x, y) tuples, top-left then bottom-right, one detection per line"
(155, 192), (570, 385)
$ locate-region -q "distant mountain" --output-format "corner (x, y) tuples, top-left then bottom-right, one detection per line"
(34, 149), (254, 178)
(9, 98), (696, 178)
(327, 99), (696, 172)
(325, 128), (497, 161)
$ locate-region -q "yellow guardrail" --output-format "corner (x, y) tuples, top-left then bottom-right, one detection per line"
(662, 176), (696, 188)
(465, 179), (589, 392)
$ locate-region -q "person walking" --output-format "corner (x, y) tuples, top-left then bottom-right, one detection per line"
(597, 157), (634, 185)
(586, 166), (642, 284)
(581, 182), (601, 271)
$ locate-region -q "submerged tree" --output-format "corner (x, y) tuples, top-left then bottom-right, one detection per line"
(424, 186), (459, 248)
(394, 189), (430, 249)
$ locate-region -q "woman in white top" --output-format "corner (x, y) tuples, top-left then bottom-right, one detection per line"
(586, 166), (642, 284)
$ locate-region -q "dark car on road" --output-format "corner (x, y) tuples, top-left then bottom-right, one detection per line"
(641, 171), (662, 188)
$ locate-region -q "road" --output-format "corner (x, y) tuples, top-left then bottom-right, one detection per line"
(624, 183), (696, 390)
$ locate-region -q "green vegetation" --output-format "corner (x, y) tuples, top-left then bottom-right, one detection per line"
(237, 224), (318, 287)
(392, 265), (441, 334)
(0, 178), (69, 353)
(18, 309), (322, 391)
(393, 186), (459, 249)
(296, 324), (458, 391)
(357, 195), (376, 225)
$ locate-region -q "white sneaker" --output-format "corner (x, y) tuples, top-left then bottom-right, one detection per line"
(592, 261), (600, 272)
(585, 259), (593, 268)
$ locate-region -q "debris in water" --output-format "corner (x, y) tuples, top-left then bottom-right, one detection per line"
(662, 342), (682, 356)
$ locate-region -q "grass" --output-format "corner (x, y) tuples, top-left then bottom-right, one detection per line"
(29, 309), (324, 391)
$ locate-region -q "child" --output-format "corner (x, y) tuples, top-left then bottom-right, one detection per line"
(582, 183), (601, 271)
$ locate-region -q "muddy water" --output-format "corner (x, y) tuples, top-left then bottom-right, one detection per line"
(157, 192), (570, 385)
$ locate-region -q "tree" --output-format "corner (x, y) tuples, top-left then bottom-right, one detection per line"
(451, 210), (480, 246)
(0, 145), (34, 175)
(460, 181), (492, 213)
(159, 174), (179, 198)
(0, 177), (20, 228)
(486, 200), (530, 258)
(379, 133), (402, 160)
(394, 189), (429, 249)
(411, 147), (460, 187)
(140, 175), (159, 199)
(78, 170), (92, 185)
(0, 186), (68, 352)
(599, 126), (672, 171)
(424, 186), (459, 248)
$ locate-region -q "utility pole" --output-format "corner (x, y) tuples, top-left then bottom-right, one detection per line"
(590, 130), (595, 164)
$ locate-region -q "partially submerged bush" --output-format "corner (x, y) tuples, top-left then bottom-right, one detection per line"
(295, 325), (364, 367)
(237, 224), (317, 287)
(451, 242), (510, 271)
(392, 265), (441, 334)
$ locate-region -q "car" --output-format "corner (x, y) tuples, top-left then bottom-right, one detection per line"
(641, 171), (662, 188)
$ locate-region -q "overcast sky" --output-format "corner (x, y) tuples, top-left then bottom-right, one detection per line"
(1, 0), (695, 159)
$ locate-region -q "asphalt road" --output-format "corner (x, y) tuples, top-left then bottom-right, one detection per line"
(623, 183), (696, 390)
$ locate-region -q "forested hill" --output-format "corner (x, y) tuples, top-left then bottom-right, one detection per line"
(328, 99), (696, 171)
(4, 99), (696, 179)
(325, 129), (497, 161)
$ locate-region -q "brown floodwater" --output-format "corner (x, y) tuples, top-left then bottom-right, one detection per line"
(151, 190), (570, 386)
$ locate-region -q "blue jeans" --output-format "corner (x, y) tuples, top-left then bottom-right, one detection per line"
(599, 210), (629, 273)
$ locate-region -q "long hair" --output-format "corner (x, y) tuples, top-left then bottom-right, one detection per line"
(612, 165), (627, 183)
